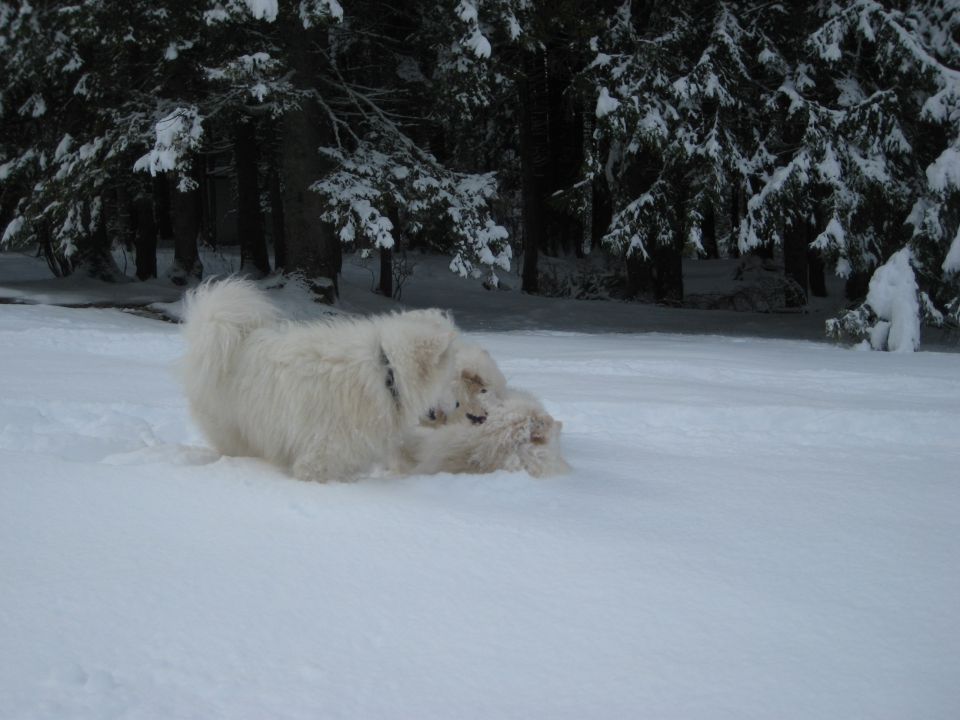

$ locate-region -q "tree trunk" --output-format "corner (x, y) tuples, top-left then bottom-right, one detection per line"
(265, 120), (287, 271)
(153, 175), (173, 241)
(783, 217), (809, 307)
(846, 272), (870, 301)
(268, 166), (286, 270)
(730, 184), (741, 254)
(379, 247), (393, 297)
(592, 172), (613, 249)
(279, 9), (339, 301)
(39, 221), (74, 278)
(519, 48), (550, 294)
(170, 166), (203, 286)
(235, 118), (270, 278)
(624, 253), (653, 299)
(701, 202), (718, 259)
(134, 195), (157, 281)
(116, 184), (135, 251)
(202, 154), (218, 247)
(545, 45), (582, 257)
(808, 203), (827, 298)
(77, 198), (118, 281)
(654, 179), (686, 304)
(653, 241), (683, 304)
(808, 247), (827, 297)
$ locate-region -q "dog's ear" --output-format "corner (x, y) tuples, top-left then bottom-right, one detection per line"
(461, 370), (485, 390)
(414, 331), (457, 377)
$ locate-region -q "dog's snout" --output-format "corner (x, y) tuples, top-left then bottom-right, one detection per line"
(466, 413), (487, 425)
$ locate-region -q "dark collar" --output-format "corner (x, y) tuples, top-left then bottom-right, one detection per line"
(380, 346), (401, 410)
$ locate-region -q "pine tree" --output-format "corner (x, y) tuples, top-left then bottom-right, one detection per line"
(2, 1), (519, 297)
(743, 1), (960, 348)
(586, 1), (777, 303)
(308, 0), (517, 289)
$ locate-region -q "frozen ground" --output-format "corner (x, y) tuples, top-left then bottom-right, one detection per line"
(1, 250), (959, 719)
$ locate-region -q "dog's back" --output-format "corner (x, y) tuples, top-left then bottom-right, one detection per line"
(181, 278), (282, 456)
(182, 278), (281, 383)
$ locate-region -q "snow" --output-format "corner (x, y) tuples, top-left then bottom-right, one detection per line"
(1, 216), (24, 246)
(456, 0), (478, 23)
(299, 0), (344, 27)
(926, 146), (960, 192)
(817, 143), (842, 181)
(943, 224), (960, 275)
(595, 86), (620, 118)
(456, 1), (491, 59)
(53, 133), (73, 162)
(865, 248), (921, 352)
(203, 6), (230, 24)
(813, 216), (846, 260)
(243, 0), (277, 22)
(464, 28), (491, 59)
(757, 47), (778, 66)
(834, 77), (865, 107)
(19, 93), (46, 118)
(1, 251), (959, 719)
(506, 13), (521, 40)
(133, 107), (204, 181)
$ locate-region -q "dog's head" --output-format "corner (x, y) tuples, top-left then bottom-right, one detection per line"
(423, 342), (507, 427)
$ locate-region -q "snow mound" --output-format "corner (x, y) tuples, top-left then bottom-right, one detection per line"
(865, 248), (920, 352)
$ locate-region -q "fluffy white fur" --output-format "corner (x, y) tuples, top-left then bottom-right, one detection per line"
(423, 341), (508, 426)
(181, 278), (459, 482)
(405, 387), (570, 478)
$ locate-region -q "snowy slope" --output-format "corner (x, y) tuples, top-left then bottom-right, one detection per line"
(1, 300), (959, 719)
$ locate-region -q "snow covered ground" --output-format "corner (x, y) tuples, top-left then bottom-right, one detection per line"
(1, 251), (959, 719)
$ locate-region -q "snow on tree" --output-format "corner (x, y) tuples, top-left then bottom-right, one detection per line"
(134, 108), (205, 192)
(741, 0), (960, 350)
(313, 137), (510, 284)
(586, 1), (779, 301)
(125, 0), (517, 290)
(582, 0), (959, 345)
(301, 0), (519, 286)
(0, 1), (180, 276)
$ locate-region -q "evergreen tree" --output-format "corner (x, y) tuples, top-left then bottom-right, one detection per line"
(586, 1), (777, 303)
(740, 1), (960, 347)
(0, 1), (172, 277)
(309, 0), (516, 288)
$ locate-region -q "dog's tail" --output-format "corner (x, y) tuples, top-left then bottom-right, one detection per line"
(181, 277), (281, 383)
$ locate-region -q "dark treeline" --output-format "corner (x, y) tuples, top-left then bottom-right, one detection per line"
(1, 1), (958, 346)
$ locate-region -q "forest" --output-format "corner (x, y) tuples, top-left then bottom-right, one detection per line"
(1, 0), (959, 349)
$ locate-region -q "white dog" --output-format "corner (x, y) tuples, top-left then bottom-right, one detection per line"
(406, 387), (569, 478)
(181, 278), (459, 482)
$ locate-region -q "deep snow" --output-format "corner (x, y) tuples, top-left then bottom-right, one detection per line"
(1, 251), (959, 718)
